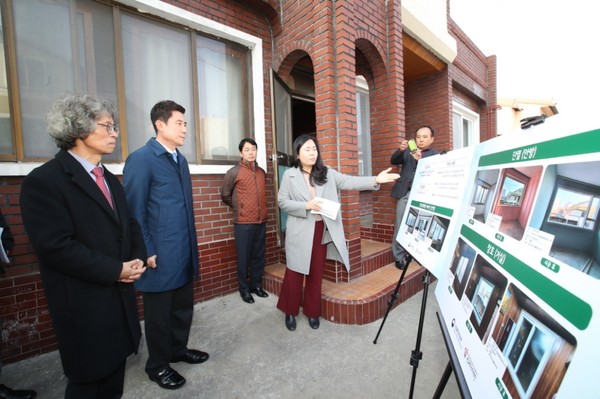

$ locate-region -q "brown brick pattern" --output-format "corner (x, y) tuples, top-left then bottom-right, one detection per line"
(0, 0), (494, 363)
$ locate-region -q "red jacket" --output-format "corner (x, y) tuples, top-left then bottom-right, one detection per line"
(221, 161), (267, 224)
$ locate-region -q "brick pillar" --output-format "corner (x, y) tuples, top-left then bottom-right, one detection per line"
(370, 0), (406, 248)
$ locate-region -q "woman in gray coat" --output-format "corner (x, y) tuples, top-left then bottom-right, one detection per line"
(277, 134), (399, 331)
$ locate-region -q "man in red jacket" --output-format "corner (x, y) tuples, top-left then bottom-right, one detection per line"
(221, 138), (269, 304)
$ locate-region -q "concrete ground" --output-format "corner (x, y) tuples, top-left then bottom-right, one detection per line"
(2, 281), (461, 399)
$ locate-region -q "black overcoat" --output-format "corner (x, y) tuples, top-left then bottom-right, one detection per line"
(20, 150), (146, 383)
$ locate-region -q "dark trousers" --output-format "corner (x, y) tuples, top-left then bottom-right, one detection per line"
(277, 221), (326, 318)
(234, 222), (266, 293)
(393, 194), (409, 262)
(142, 281), (194, 373)
(65, 360), (126, 399)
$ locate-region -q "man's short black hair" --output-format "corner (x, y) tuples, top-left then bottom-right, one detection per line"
(416, 125), (435, 137)
(238, 137), (257, 152)
(150, 100), (185, 134)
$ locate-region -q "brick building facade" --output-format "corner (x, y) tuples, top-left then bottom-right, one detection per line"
(0, 0), (496, 363)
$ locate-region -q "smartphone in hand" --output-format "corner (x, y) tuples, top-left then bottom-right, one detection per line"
(408, 139), (417, 152)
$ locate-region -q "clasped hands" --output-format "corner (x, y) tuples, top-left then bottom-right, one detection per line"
(118, 258), (146, 283)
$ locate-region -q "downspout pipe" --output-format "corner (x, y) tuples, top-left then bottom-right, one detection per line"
(332, 0), (340, 170)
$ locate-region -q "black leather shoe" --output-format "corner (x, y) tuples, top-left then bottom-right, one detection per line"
(0, 385), (37, 399)
(172, 349), (209, 364)
(308, 317), (320, 329)
(250, 287), (269, 298)
(285, 314), (296, 331)
(240, 291), (254, 303)
(148, 367), (185, 390)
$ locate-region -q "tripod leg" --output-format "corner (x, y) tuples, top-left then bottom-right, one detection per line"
(372, 262), (409, 344)
(432, 361), (452, 399)
(408, 270), (431, 399)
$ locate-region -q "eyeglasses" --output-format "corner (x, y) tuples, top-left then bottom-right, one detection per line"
(97, 123), (120, 135)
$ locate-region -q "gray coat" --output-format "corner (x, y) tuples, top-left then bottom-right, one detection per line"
(278, 167), (380, 275)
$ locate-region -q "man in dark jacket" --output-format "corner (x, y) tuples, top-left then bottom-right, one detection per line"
(0, 209), (37, 398)
(390, 126), (440, 269)
(221, 138), (269, 304)
(20, 95), (146, 398)
(123, 100), (208, 391)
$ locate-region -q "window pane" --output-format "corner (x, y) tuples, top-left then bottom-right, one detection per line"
(508, 318), (533, 367)
(548, 186), (595, 230)
(515, 328), (550, 393)
(474, 185), (489, 204)
(472, 276), (493, 323)
(122, 13), (195, 159)
(0, 7), (14, 155)
(406, 212), (416, 227)
(356, 88), (371, 176)
(197, 35), (249, 161)
(499, 176), (525, 206)
(13, 0), (117, 159)
(462, 118), (470, 146)
(452, 112), (462, 149)
(587, 197), (600, 229)
(505, 313), (557, 398)
(453, 106), (479, 149)
(273, 76), (292, 155)
(456, 256), (468, 280)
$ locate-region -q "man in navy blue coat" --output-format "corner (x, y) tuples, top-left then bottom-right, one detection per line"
(123, 100), (208, 390)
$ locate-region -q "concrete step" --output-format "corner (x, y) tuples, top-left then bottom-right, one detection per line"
(263, 240), (427, 325)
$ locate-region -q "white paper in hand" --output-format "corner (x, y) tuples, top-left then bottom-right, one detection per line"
(310, 197), (340, 220)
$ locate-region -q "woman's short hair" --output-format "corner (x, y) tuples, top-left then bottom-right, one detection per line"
(46, 95), (117, 150)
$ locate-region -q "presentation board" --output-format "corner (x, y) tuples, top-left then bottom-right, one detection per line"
(396, 127), (600, 398)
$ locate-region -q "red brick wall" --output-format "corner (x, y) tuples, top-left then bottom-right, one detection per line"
(1, 178), (57, 362)
(270, 0), (403, 274)
(1, 166), (285, 363)
(0, 0), (280, 365)
(0, 0), (495, 364)
(355, 1), (405, 238)
(448, 18), (498, 141)
(405, 71), (453, 152)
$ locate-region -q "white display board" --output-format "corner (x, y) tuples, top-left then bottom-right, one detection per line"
(397, 127), (600, 398)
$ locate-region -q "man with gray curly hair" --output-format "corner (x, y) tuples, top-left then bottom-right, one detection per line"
(20, 95), (147, 398)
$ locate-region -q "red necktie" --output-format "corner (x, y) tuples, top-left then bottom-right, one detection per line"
(92, 166), (114, 209)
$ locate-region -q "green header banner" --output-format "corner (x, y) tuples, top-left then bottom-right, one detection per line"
(410, 200), (453, 217)
(478, 128), (600, 167)
(460, 224), (593, 330)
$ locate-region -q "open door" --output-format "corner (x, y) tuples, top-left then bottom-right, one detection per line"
(271, 65), (317, 246)
(271, 71), (293, 246)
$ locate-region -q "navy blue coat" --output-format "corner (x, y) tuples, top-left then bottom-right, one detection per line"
(123, 138), (199, 292)
(20, 150), (146, 383)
